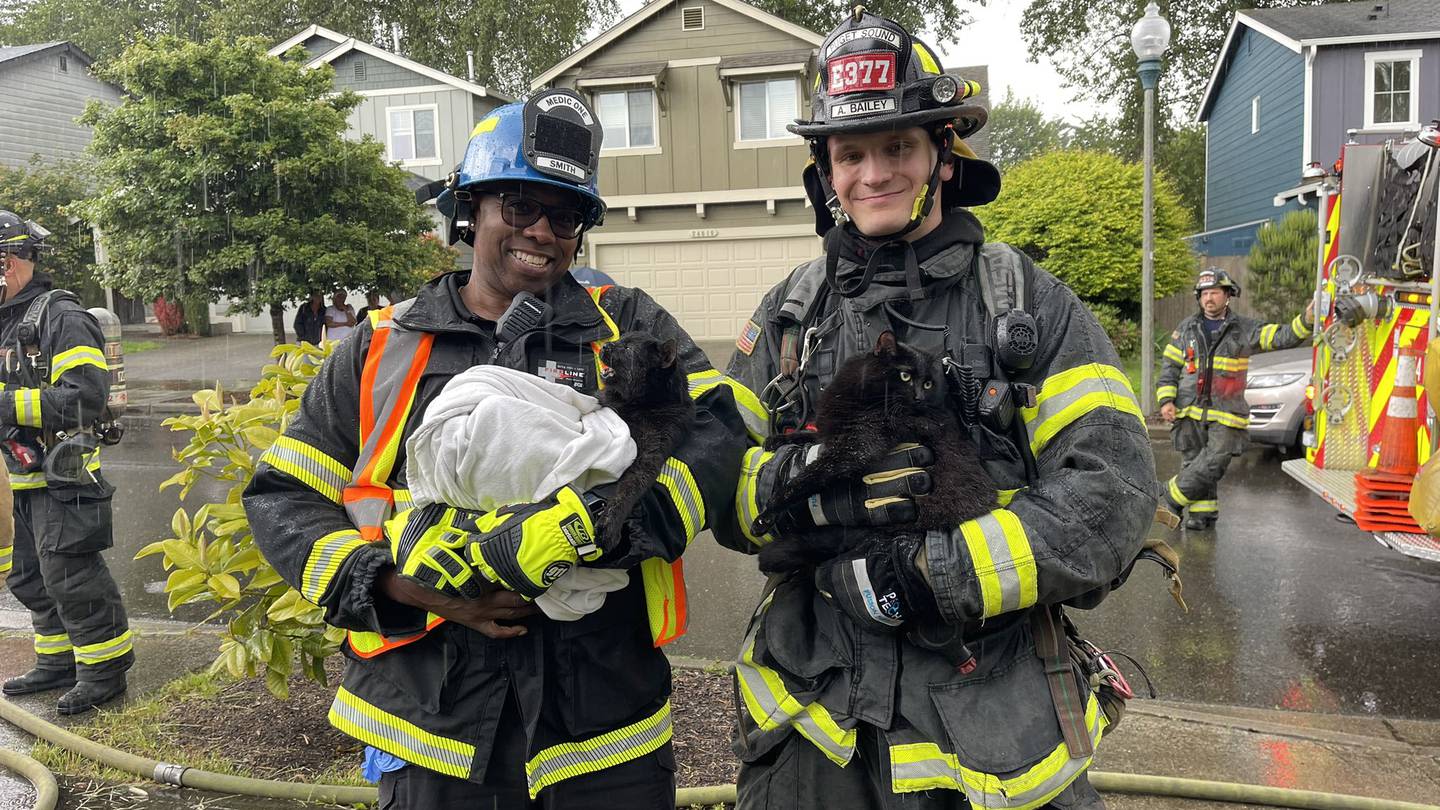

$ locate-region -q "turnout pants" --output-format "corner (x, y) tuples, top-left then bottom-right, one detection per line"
(737, 726), (1104, 810)
(378, 690), (676, 809)
(8, 486), (133, 681)
(1166, 418), (1249, 520)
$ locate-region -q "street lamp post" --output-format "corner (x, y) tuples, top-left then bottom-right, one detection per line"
(1132, 1), (1171, 415)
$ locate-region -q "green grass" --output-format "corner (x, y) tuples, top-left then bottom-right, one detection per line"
(121, 340), (162, 354)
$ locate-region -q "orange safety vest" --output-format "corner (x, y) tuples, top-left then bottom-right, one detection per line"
(344, 289), (687, 658)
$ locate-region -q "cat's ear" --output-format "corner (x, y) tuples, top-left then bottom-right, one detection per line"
(659, 339), (679, 368)
(874, 330), (897, 357)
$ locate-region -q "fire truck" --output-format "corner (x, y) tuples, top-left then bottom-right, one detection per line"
(1280, 122), (1440, 562)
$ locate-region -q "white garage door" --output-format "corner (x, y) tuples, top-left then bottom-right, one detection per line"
(593, 235), (820, 341)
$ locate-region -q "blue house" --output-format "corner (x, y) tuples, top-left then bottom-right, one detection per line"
(1192, 0), (1440, 260)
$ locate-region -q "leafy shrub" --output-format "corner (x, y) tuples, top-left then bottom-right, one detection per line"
(1247, 209), (1317, 323)
(137, 341), (340, 698)
(981, 150), (1195, 308)
(1086, 302), (1140, 356)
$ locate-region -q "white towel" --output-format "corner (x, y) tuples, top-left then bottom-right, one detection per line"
(405, 366), (634, 620)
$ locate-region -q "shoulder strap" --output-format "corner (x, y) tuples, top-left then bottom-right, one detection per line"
(975, 243), (1033, 321)
(775, 258), (829, 376)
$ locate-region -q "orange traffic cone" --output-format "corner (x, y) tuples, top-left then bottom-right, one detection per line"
(1355, 343), (1425, 531)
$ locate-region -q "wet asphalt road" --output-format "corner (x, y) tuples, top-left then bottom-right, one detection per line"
(3, 423), (1439, 724)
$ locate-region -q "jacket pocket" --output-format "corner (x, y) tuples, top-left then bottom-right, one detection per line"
(40, 478), (115, 555)
(928, 622), (1067, 775)
(758, 576), (852, 685)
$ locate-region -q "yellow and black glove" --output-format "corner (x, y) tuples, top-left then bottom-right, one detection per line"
(389, 487), (606, 600)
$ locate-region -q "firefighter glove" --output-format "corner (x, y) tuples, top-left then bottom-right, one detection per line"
(466, 486), (605, 599)
(814, 531), (939, 632)
(758, 442), (933, 533)
(389, 503), (490, 600)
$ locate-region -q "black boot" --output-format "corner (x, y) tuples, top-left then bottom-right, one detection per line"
(3, 667), (77, 696)
(57, 676), (127, 715)
(1184, 513), (1216, 531)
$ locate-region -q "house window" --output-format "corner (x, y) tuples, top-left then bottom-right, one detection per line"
(1251, 96), (1260, 134)
(737, 78), (798, 142)
(682, 6), (704, 30)
(58, 55), (67, 73)
(387, 105), (439, 164)
(1365, 50), (1422, 129)
(596, 89), (656, 150)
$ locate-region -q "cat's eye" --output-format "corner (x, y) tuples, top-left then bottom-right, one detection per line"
(899, 371), (912, 382)
(923, 381), (933, 390)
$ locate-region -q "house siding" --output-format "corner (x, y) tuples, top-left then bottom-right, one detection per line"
(0, 51), (121, 169)
(331, 50), (437, 92)
(1204, 27), (1305, 232)
(586, 0), (813, 64)
(346, 88), (487, 175)
(1311, 39), (1440, 165)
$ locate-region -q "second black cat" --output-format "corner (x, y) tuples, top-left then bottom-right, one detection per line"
(596, 332), (695, 551)
(755, 331), (998, 573)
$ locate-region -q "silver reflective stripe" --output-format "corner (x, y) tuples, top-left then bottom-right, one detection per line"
(345, 299), (422, 530)
(304, 530), (366, 602)
(75, 630), (133, 664)
(262, 437), (350, 503)
(346, 498), (391, 531)
(658, 458), (704, 539)
(970, 512), (1027, 613)
(331, 688), (471, 774)
(526, 704), (672, 795)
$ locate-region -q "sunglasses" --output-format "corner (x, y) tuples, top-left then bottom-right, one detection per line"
(456, 191), (588, 239)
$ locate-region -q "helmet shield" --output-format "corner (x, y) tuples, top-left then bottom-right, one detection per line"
(522, 90), (603, 187)
(791, 8), (986, 139)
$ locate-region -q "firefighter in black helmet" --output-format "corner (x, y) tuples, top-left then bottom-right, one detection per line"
(716, 8), (1157, 809)
(0, 210), (132, 714)
(1157, 267), (1314, 529)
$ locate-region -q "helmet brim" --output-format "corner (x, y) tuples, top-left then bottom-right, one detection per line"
(789, 104), (987, 140)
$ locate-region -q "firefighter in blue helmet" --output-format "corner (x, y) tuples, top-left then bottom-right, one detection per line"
(1158, 267), (1314, 530)
(717, 9), (1158, 809)
(0, 211), (133, 715)
(244, 89), (747, 807)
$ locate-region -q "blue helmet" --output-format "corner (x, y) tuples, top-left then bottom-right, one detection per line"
(424, 88), (606, 245)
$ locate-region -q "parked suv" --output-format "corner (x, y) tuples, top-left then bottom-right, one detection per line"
(1245, 346), (1311, 454)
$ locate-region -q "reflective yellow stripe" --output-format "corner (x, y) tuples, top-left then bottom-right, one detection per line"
(1292, 314), (1311, 340)
(1175, 406), (1248, 429)
(1260, 324), (1280, 351)
(260, 436), (350, 504)
(1210, 356), (1249, 372)
(1166, 477), (1191, 506)
(526, 701), (673, 797)
(1155, 385), (1177, 401)
(330, 686), (474, 777)
(11, 470), (46, 490)
(302, 529), (367, 603)
(0, 544), (11, 574)
(657, 457), (704, 543)
(997, 488), (1023, 507)
(49, 345), (108, 383)
(393, 488), (415, 511)
(734, 593), (857, 766)
(1021, 363), (1143, 455)
(13, 389), (41, 427)
(911, 42), (940, 74)
(641, 557), (684, 646)
(34, 631), (72, 656)
(1163, 344), (1183, 363)
(735, 447), (775, 547)
(890, 694), (1106, 806)
(687, 369), (768, 442)
(957, 509), (1037, 619)
(75, 629), (133, 665)
(1190, 500), (1218, 514)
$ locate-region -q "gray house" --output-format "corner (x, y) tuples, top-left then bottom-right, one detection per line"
(1192, 0), (1440, 261)
(0, 42), (121, 169)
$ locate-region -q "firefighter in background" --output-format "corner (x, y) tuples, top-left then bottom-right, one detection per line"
(0, 210), (133, 714)
(1158, 267), (1314, 529)
(719, 9), (1157, 808)
(243, 91), (746, 808)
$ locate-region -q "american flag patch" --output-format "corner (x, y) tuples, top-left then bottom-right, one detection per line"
(736, 319), (762, 355)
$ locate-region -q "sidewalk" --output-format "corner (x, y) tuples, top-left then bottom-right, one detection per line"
(2, 625), (1437, 808)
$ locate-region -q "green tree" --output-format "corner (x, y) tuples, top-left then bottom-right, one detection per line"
(1018, 1), (1347, 127)
(0, 159), (104, 305)
(749, 0), (979, 49)
(980, 149), (1194, 314)
(0, 0), (616, 97)
(986, 90), (1069, 172)
(1246, 209), (1316, 323)
(76, 37), (452, 344)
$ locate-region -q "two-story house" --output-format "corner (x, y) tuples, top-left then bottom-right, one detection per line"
(1192, 0), (1440, 266)
(533, 0), (988, 341)
(0, 42), (121, 169)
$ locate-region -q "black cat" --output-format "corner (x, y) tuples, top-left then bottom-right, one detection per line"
(754, 331), (998, 574)
(596, 332), (695, 551)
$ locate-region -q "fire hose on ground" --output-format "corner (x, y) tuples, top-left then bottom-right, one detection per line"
(2, 696), (1439, 810)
